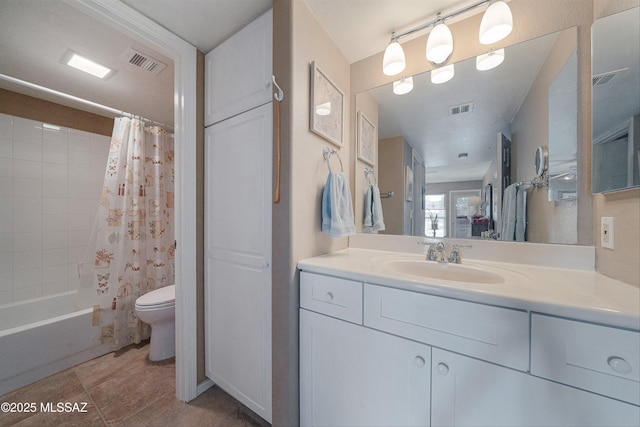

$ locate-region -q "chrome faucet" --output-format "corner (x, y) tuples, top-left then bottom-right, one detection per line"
(426, 244), (438, 261)
(423, 241), (463, 263)
(448, 245), (462, 264)
(435, 242), (449, 263)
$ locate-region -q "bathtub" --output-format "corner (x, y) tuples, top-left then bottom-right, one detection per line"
(0, 292), (112, 395)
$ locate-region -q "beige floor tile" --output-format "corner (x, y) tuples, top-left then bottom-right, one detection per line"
(73, 341), (150, 389)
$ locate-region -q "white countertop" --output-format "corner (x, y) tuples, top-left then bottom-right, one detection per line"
(298, 248), (640, 330)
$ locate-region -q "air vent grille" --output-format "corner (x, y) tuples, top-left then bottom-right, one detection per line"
(122, 48), (167, 76)
(449, 102), (474, 116)
(593, 68), (628, 87)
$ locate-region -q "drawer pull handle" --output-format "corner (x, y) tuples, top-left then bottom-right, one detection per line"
(437, 362), (449, 376)
(325, 292), (334, 302)
(413, 356), (425, 368)
(607, 356), (632, 375)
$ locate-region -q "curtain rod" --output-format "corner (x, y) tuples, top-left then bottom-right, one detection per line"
(0, 73), (173, 131)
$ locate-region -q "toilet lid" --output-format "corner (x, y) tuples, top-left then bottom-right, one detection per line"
(136, 284), (175, 306)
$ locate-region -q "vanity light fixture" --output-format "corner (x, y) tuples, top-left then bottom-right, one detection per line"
(61, 50), (114, 79)
(479, 1), (513, 45)
(393, 76), (414, 95)
(431, 64), (455, 84)
(476, 48), (505, 70)
(381, 0), (513, 74)
(426, 13), (453, 65)
(315, 102), (332, 116)
(383, 33), (406, 76)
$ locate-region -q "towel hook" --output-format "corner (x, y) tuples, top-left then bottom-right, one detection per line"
(272, 75), (284, 102)
(323, 147), (344, 173)
(364, 168), (377, 185)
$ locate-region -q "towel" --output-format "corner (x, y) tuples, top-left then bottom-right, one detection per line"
(363, 184), (385, 232)
(322, 172), (356, 237)
(500, 183), (527, 241)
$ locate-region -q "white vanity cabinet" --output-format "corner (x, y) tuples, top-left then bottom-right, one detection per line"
(300, 274), (431, 427)
(299, 271), (640, 427)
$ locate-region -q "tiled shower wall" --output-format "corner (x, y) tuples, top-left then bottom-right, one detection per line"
(0, 113), (111, 305)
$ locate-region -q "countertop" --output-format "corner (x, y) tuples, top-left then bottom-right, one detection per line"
(298, 248), (640, 330)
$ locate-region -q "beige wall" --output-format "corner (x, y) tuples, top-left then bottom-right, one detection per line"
(378, 136), (405, 235)
(354, 91), (379, 232)
(511, 28), (578, 244)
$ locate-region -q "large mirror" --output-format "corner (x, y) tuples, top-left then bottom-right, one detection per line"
(356, 28), (579, 244)
(592, 6), (640, 193)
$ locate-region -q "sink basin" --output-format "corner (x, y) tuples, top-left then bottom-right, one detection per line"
(383, 260), (505, 284)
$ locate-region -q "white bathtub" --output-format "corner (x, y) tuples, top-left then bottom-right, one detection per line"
(0, 292), (112, 395)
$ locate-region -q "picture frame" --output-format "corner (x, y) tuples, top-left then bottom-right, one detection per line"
(357, 111), (376, 166)
(405, 166), (414, 202)
(310, 61), (344, 147)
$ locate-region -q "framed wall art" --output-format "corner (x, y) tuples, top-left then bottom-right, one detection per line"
(357, 111), (376, 166)
(310, 61), (344, 147)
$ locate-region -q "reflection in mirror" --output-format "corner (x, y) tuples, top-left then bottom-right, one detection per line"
(356, 28), (579, 244)
(592, 6), (640, 193)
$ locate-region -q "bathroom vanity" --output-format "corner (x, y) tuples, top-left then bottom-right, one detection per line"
(298, 247), (640, 426)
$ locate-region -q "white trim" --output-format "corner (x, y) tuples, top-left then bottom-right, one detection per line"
(64, 0), (198, 402)
(197, 378), (215, 396)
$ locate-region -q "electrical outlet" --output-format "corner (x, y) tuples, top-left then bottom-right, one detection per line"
(601, 217), (615, 249)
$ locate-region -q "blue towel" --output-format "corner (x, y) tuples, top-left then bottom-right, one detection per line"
(500, 183), (527, 241)
(363, 184), (385, 232)
(322, 172), (356, 238)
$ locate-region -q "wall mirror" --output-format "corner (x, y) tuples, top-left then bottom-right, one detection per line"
(356, 28), (579, 244)
(592, 6), (640, 193)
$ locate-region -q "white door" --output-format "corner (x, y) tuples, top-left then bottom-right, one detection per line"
(300, 309), (431, 427)
(205, 102), (272, 422)
(449, 190), (481, 238)
(431, 348), (640, 426)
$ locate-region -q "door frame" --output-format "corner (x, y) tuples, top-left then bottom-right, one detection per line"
(66, 0), (199, 401)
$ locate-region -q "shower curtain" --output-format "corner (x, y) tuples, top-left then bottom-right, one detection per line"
(80, 117), (175, 350)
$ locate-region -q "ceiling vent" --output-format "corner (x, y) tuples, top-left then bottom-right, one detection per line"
(122, 47), (167, 76)
(593, 68), (628, 86)
(449, 102), (474, 116)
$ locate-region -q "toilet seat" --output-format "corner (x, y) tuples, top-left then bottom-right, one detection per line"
(135, 285), (175, 307)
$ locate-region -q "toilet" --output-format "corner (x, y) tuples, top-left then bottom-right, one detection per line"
(134, 284), (176, 361)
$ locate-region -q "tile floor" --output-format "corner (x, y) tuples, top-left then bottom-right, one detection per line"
(0, 341), (270, 427)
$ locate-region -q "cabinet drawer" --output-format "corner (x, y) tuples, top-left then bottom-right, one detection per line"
(531, 314), (640, 405)
(300, 272), (363, 324)
(364, 284), (529, 371)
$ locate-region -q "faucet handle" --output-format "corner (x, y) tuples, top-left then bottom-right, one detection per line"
(426, 244), (438, 261)
(448, 245), (462, 263)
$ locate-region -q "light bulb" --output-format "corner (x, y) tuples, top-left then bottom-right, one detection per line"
(476, 48), (505, 70)
(315, 102), (331, 116)
(426, 22), (454, 65)
(431, 64), (455, 84)
(393, 76), (414, 95)
(383, 39), (406, 76)
(479, 1), (513, 45)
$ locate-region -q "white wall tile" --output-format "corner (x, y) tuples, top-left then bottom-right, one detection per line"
(13, 196), (42, 215)
(67, 214), (90, 231)
(68, 230), (90, 247)
(67, 198), (91, 215)
(0, 252), (11, 272)
(13, 268), (43, 289)
(42, 264), (68, 284)
(67, 278), (80, 291)
(42, 197), (67, 215)
(91, 135), (110, 156)
(13, 285), (43, 302)
(68, 166), (90, 183)
(0, 216), (13, 234)
(90, 151), (108, 172)
(42, 180), (67, 198)
(13, 117), (42, 144)
(67, 246), (86, 264)
(43, 146), (68, 165)
(0, 177), (11, 196)
(0, 113), (12, 137)
(0, 290), (13, 305)
(68, 149), (91, 168)
(12, 159), (41, 180)
(12, 178), (42, 198)
(43, 281), (68, 296)
(68, 181), (91, 198)
(0, 234), (12, 253)
(43, 248), (68, 267)
(0, 196), (11, 216)
(0, 271), (12, 292)
(13, 142), (42, 162)
(42, 163), (67, 181)
(13, 250), (42, 271)
(13, 215), (42, 234)
(42, 215), (67, 232)
(42, 231), (67, 250)
(43, 126), (68, 149)
(67, 263), (80, 281)
(0, 137), (12, 158)
(68, 129), (91, 150)
(13, 233), (41, 252)
(0, 158), (12, 177)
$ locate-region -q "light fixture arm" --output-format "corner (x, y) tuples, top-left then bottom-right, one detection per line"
(391, 0), (491, 43)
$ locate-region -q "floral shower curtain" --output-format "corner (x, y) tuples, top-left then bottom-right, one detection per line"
(80, 117), (175, 350)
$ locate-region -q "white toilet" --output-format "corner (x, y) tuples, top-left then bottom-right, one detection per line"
(134, 284), (176, 361)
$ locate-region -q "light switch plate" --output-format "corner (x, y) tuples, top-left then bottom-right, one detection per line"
(601, 217), (615, 249)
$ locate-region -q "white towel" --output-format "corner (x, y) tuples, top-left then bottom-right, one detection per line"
(500, 183), (527, 241)
(322, 172), (356, 238)
(364, 184), (385, 232)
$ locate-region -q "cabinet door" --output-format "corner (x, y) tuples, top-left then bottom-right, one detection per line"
(205, 103), (272, 422)
(300, 309), (431, 427)
(432, 348), (640, 427)
(204, 9), (272, 126)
